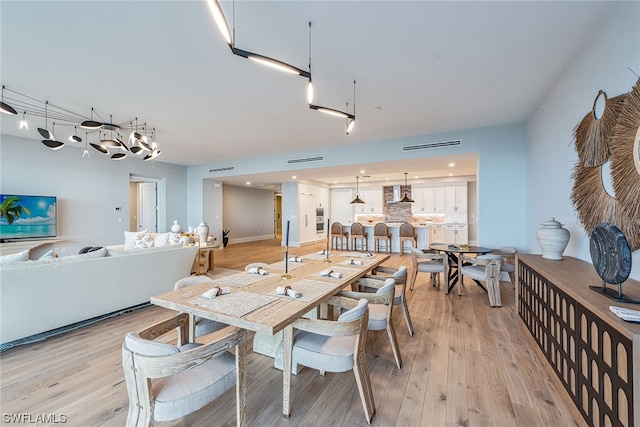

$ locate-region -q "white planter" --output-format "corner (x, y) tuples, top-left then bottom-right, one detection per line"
(171, 220), (182, 233)
(197, 221), (209, 247)
(536, 218), (570, 260)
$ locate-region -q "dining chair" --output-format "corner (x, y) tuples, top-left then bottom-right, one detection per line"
(331, 222), (350, 250)
(122, 313), (247, 426)
(495, 247), (516, 286)
(363, 265), (413, 336)
(350, 222), (369, 252)
(459, 254), (503, 306)
(409, 248), (447, 291)
(291, 297), (375, 423)
(373, 223), (392, 253)
(174, 275), (228, 339)
(341, 278), (402, 369)
(398, 223), (417, 254)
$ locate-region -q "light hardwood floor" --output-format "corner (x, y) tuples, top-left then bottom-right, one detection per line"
(0, 239), (586, 426)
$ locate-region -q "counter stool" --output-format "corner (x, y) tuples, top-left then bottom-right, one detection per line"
(331, 222), (349, 251)
(399, 223), (417, 254)
(350, 222), (369, 252)
(373, 223), (391, 253)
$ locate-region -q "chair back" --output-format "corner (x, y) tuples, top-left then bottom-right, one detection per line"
(331, 222), (344, 235)
(351, 222), (365, 236)
(373, 222), (389, 237)
(174, 275), (211, 290)
(399, 223), (415, 238)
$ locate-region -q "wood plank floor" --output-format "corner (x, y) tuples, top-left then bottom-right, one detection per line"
(0, 239), (587, 426)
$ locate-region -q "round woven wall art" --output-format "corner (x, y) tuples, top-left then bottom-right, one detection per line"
(610, 78), (640, 222)
(571, 163), (640, 251)
(573, 91), (628, 167)
(590, 222), (632, 285)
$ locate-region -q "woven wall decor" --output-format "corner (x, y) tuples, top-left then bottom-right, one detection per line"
(573, 91), (627, 167)
(571, 163), (640, 251)
(610, 78), (640, 222)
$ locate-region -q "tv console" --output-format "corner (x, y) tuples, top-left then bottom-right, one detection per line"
(0, 239), (63, 257)
(517, 254), (639, 427)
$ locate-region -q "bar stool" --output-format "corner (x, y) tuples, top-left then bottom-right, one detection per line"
(373, 222), (391, 253)
(399, 223), (417, 254)
(350, 222), (369, 252)
(331, 221), (349, 250)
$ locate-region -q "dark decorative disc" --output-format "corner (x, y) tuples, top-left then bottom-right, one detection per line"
(90, 143), (108, 154)
(111, 152), (126, 160)
(590, 222), (632, 284)
(41, 139), (64, 150)
(38, 127), (53, 139)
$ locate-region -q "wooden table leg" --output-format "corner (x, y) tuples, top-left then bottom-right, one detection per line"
(282, 324), (293, 418)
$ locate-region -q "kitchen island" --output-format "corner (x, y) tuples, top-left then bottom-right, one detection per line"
(342, 222), (432, 253)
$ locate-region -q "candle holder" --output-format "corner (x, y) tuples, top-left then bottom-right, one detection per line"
(324, 218), (332, 263)
(282, 246), (292, 279)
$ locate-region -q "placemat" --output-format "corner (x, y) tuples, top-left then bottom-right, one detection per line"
(190, 290), (277, 317)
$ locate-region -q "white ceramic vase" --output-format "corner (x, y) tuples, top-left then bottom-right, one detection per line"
(171, 220), (182, 233)
(197, 221), (209, 247)
(536, 218), (570, 260)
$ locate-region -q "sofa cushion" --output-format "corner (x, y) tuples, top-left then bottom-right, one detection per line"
(153, 232), (171, 247)
(0, 250), (30, 264)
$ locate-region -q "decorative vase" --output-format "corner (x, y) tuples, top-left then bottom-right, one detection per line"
(536, 218), (570, 260)
(171, 220), (181, 233)
(196, 221), (209, 247)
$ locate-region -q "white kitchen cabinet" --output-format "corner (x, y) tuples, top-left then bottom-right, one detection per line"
(445, 185), (467, 214)
(355, 188), (383, 214)
(299, 187), (319, 244)
(431, 224), (445, 243)
(412, 186), (446, 213)
(444, 223), (468, 245)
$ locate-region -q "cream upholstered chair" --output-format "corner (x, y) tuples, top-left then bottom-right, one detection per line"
(373, 223), (392, 253)
(495, 247), (516, 286)
(331, 222), (349, 250)
(341, 278), (402, 369)
(409, 248), (447, 291)
(122, 314), (247, 427)
(350, 222), (369, 252)
(460, 254), (503, 307)
(363, 265), (413, 336)
(174, 276), (228, 338)
(398, 223), (417, 254)
(291, 297), (375, 423)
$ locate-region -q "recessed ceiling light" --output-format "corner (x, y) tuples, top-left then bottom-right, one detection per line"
(360, 169), (365, 174)
(449, 163), (455, 167)
(448, 173), (453, 177)
(246, 181), (251, 185)
(292, 175), (297, 179)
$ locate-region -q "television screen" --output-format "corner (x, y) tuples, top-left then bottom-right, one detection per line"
(0, 194), (57, 241)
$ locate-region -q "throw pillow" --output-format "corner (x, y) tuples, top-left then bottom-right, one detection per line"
(39, 250), (59, 260)
(0, 249), (30, 264)
(153, 232), (170, 247)
(124, 230), (148, 250)
(134, 233), (154, 249)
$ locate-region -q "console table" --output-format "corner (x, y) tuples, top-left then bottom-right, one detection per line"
(191, 243), (220, 275)
(516, 254), (639, 427)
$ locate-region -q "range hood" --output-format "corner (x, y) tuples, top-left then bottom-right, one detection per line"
(386, 185), (408, 203)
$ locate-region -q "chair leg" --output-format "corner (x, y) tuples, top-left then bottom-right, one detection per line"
(409, 268), (418, 291)
(386, 320), (402, 369)
(235, 331), (247, 427)
(353, 352), (375, 423)
(401, 300), (414, 336)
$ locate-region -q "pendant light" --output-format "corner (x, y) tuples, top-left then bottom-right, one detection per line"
(0, 86), (17, 115)
(19, 111), (28, 130)
(69, 126), (82, 143)
(399, 173), (414, 203)
(90, 132), (109, 154)
(42, 122), (64, 150)
(81, 108), (102, 129)
(351, 176), (365, 204)
(82, 132), (90, 158)
(38, 101), (55, 140)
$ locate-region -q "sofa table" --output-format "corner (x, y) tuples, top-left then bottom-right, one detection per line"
(192, 243), (220, 275)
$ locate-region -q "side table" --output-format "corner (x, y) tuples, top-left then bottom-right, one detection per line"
(192, 243), (220, 275)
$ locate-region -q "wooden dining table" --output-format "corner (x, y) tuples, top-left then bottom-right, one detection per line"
(150, 250), (390, 419)
(429, 243), (492, 295)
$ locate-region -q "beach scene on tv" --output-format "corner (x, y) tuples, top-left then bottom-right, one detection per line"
(0, 195), (57, 240)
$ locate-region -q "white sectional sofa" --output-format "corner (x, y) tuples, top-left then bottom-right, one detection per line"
(0, 244), (198, 345)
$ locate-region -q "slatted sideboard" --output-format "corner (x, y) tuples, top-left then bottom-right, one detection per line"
(516, 254), (640, 427)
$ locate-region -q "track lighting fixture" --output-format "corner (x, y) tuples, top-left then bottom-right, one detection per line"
(309, 80), (356, 134)
(1, 85), (161, 161)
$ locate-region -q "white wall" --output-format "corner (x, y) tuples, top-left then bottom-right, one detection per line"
(526, 2), (640, 280)
(0, 134), (188, 255)
(221, 184), (275, 244)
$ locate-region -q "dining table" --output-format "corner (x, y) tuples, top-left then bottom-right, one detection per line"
(429, 243), (492, 295)
(150, 249), (390, 419)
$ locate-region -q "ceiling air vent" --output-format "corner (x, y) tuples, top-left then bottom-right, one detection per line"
(287, 156), (324, 164)
(208, 166), (235, 173)
(402, 140), (462, 152)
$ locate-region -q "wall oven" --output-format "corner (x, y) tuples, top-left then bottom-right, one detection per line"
(316, 208), (324, 233)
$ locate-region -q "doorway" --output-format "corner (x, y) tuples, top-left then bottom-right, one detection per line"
(130, 175), (165, 233)
(274, 194), (282, 239)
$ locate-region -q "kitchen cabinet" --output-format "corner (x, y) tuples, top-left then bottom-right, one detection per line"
(354, 188), (382, 214)
(299, 187), (318, 244)
(431, 224), (445, 243)
(444, 223), (468, 245)
(445, 185), (467, 214)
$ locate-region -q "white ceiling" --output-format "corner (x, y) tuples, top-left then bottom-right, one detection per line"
(0, 1), (611, 187)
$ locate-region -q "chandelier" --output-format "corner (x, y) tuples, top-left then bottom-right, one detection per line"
(0, 85), (161, 161)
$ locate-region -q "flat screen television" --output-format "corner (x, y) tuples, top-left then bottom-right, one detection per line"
(0, 194), (57, 242)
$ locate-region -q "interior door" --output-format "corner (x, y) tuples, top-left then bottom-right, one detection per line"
(138, 182), (157, 232)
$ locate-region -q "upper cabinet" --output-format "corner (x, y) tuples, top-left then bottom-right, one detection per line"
(444, 184), (467, 214)
(354, 188), (383, 214)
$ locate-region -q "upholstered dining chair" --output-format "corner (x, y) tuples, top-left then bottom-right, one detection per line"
(350, 222), (369, 252)
(174, 275), (228, 339)
(398, 223), (417, 254)
(331, 222), (350, 251)
(495, 247), (516, 286)
(409, 248), (447, 291)
(291, 297), (375, 423)
(363, 265), (413, 336)
(340, 278), (402, 369)
(373, 223), (392, 253)
(122, 314), (247, 427)
(460, 254), (503, 307)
